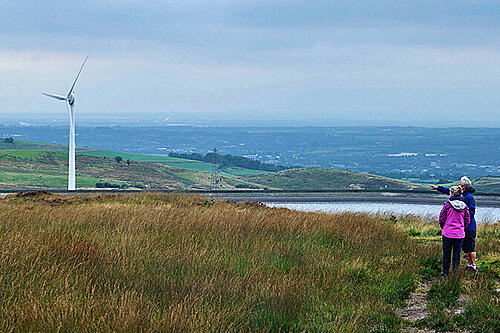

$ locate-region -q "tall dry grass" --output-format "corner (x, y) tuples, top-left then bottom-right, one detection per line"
(0, 192), (439, 332)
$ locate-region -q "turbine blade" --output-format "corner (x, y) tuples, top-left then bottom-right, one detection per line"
(67, 55), (89, 98)
(42, 92), (67, 101)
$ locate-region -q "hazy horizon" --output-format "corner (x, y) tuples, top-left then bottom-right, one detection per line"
(0, 111), (499, 128)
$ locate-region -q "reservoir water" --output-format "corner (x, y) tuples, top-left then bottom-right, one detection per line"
(265, 202), (500, 223)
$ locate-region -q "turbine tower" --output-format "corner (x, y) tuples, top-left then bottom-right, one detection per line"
(42, 56), (89, 191)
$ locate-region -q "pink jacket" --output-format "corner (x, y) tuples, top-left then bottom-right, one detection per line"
(439, 198), (470, 239)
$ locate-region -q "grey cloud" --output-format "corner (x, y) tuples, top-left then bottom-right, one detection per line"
(2, 0), (500, 51)
(227, 1), (500, 27)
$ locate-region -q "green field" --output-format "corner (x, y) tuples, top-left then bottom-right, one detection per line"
(81, 150), (271, 177)
(0, 140), (280, 177)
(0, 149), (265, 190)
(80, 149), (194, 163)
(0, 150), (125, 188)
(80, 152), (238, 178)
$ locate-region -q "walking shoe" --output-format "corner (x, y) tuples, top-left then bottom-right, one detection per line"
(465, 265), (477, 272)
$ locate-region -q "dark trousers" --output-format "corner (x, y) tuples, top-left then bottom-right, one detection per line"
(442, 236), (464, 275)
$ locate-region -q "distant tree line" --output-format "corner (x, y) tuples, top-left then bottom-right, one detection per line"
(168, 152), (292, 172)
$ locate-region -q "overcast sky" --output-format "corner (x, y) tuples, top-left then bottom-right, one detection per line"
(1, 1), (499, 126)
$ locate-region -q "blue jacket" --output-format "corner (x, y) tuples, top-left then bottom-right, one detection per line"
(437, 186), (476, 231)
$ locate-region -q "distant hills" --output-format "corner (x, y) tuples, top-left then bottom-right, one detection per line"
(439, 176), (500, 195)
(466, 176), (500, 194)
(0, 139), (497, 192)
(246, 168), (423, 191)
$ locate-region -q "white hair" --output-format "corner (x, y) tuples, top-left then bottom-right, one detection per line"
(459, 176), (472, 188)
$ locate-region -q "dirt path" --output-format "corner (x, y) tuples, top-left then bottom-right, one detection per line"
(396, 277), (475, 333)
(396, 279), (436, 324)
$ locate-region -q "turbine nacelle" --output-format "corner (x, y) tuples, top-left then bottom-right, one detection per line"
(68, 94), (75, 106)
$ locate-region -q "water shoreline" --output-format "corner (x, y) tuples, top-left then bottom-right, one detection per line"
(208, 192), (500, 208)
(265, 201), (500, 223)
(1, 190), (500, 207)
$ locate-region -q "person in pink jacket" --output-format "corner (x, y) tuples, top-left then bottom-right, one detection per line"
(439, 186), (471, 276)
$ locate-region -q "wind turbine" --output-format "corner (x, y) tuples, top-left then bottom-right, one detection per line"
(42, 56), (89, 191)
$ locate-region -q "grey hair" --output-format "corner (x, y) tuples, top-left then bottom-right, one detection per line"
(459, 176), (472, 188)
(450, 186), (462, 196)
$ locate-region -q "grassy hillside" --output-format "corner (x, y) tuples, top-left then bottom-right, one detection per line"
(0, 150), (426, 191)
(247, 168), (425, 191)
(0, 193), (497, 331)
(439, 176), (500, 194)
(0, 150), (103, 189)
(79, 149), (228, 174)
(471, 176), (500, 194)
(0, 140), (269, 177)
(0, 140), (428, 191)
(0, 150), (264, 190)
(0, 148), (426, 191)
(81, 150), (271, 178)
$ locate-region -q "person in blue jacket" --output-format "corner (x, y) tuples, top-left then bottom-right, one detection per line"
(430, 176), (477, 272)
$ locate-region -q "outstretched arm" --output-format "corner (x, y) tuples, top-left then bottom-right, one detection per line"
(434, 186), (450, 195)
